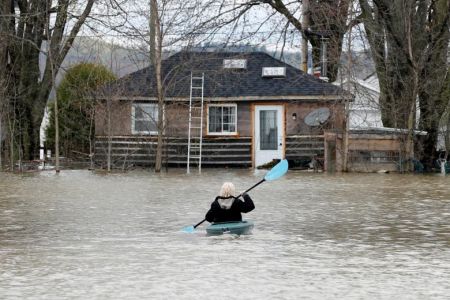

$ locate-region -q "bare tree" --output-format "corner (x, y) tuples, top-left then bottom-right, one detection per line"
(257, 0), (353, 81)
(359, 0), (450, 169)
(439, 67), (450, 160)
(0, 0), (97, 165)
(149, 0), (164, 172)
(0, 0), (12, 170)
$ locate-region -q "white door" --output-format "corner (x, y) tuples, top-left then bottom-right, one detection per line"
(254, 105), (284, 167)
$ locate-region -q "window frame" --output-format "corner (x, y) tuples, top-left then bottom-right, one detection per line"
(131, 103), (159, 135)
(206, 103), (238, 136)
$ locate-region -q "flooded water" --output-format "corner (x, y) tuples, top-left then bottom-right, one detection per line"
(1, 170), (450, 299)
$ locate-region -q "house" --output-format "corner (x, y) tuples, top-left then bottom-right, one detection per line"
(94, 51), (348, 169)
(336, 73), (383, 128)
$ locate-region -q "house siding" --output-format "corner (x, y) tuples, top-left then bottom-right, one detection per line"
(95, 100), (344, 137)
(95, 101), (131, 136)
(285, 102), (344, 135)
(94, 136), (252, 168)
(325, 131), (405, 172)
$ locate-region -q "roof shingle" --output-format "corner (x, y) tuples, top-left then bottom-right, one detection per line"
(102, 51), (344, 99)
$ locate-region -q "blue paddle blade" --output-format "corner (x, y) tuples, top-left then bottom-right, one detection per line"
(264, 159), (289, 181)
(182, 225), (195, 233)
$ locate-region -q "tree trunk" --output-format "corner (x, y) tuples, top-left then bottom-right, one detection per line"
(150, 0), (164, 172)
(107, 99), (111, 172)
(416, 0), (450, 169)
(300, 0), (309, 72)
(4, 0), (95, 164)
(0, 114), (2, 170)
(0, 0), (12, 170)
(54, 95), (60, 172)
(359, 0), (449, 171)
(440, 69), (450, 160)
(263, 0), (351, 82)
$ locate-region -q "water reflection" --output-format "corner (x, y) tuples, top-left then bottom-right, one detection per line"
(1, 170), (450, 299)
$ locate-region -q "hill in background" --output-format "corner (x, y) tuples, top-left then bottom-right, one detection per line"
(43, 37), (375, 87)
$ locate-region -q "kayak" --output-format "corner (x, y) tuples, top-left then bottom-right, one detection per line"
(206, 220), (254, 236)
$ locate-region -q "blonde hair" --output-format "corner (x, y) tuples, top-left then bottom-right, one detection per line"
(219, 182), (235, 198)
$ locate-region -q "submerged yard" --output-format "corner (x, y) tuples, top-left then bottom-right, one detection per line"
(1, 170), (450, 299)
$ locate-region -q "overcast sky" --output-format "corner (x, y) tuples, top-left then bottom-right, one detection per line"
(71, 0), (367, 56)
(80, 1), (305, 51)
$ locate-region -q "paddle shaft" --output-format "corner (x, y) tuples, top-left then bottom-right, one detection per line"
(193, 179), (265, 229)
(239, 178), (265, 197)
(194, 219), (206, 228)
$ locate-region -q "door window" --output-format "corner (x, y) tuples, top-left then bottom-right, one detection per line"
(259, 110), (277, 150)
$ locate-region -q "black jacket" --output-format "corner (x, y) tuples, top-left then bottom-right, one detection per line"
(205, 194), (255, 223)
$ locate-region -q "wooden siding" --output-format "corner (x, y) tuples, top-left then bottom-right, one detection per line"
(285, 135), (325, 160)
(285, 102), (344, 136)
(94, 134), (329, 169)
(95, 100), (345, 137)
(95, 101), (131, 136)
(94, 136), (252, 168)
(326, 131), (404, 172)
(95, 101), (254, 137)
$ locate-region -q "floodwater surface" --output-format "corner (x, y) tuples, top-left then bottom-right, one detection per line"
(1, 170), (450, 299)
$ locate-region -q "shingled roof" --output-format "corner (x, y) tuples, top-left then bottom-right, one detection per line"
(101, 51), (345, 100)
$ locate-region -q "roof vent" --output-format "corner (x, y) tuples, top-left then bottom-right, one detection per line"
(223, 59), (247, 69)
(262, 67), (286, 78)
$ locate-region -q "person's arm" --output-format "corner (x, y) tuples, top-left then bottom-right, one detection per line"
(205, 198), (218, 222)
(239, 193), (255, 213)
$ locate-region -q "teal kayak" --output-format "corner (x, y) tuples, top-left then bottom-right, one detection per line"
(206, 220), (254, 236)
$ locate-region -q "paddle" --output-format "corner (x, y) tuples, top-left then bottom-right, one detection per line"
(182, 159), (289, 233)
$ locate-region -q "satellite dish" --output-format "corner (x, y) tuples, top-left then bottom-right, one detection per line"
(304, 107), (330, 126)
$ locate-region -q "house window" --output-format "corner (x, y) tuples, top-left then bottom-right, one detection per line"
(132, 103), (158, 134)
(208, 104), (237, 135)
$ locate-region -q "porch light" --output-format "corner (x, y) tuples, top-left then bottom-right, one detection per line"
(292, 113), (297, 120)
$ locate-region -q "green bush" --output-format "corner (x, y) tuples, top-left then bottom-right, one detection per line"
(45, 63), (115, 157)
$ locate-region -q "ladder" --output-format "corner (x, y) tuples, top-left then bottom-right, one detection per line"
(187, 72), (204, 173)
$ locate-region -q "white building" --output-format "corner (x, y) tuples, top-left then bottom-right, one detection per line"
(335, 73), (383, 129)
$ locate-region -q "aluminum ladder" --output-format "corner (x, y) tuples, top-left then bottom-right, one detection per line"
(187, 72), (204, 173)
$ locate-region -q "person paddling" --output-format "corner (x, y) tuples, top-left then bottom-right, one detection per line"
(205, 182), (255, 223)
